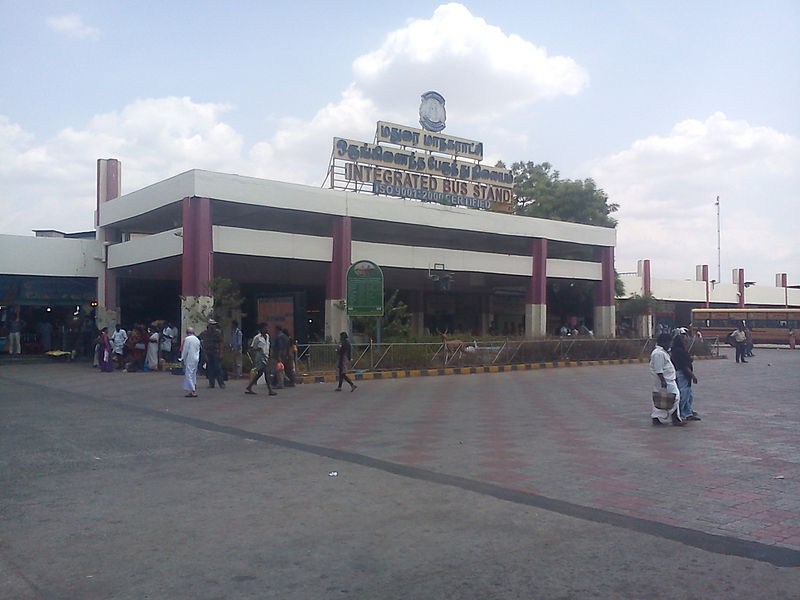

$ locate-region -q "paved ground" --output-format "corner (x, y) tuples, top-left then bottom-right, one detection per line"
(1, 348), (798, 599)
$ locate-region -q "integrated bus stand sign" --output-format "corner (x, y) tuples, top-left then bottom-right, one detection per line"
(346, 260), (384, 317)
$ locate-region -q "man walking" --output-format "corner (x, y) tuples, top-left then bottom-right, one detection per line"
(335, 331), (357, 392)
(245, 323), (276, 396)
(181, 327), (201, 398)
(201, 320), (225, 388)
(650, 333), (682, 426)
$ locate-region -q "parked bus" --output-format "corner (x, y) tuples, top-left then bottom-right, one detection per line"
(691, 308), (800, 344)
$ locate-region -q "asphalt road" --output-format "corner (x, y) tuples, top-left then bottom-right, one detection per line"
(1, 349), (799, 599)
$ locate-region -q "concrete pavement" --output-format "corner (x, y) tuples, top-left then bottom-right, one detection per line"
(1, 347), (798, 598)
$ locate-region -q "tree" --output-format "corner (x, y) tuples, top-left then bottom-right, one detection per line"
(352, 290), (410, 341)
(620, 293), (659, 318)
(507, 161), (618, 228)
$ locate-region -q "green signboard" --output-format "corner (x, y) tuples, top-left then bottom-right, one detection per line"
(346, 261), (384, 316)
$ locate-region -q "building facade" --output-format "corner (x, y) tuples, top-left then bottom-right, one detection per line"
(4, 159), (799, 350)
(93, 159), (617, 339)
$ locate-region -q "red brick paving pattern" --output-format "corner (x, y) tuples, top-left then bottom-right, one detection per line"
(3, 347), (798, 550)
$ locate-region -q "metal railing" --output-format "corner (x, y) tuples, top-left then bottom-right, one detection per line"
(293, 336), (718, 375)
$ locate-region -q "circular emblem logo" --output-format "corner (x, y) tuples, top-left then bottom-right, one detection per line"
(419, 91), (446, 132)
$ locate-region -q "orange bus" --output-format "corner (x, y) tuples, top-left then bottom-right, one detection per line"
(691, 308), (800, 344)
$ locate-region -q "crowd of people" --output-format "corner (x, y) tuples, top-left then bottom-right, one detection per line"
(178, 324), (357, 398)
(94, 321), (180, 373)
(34, 315), (359, 399)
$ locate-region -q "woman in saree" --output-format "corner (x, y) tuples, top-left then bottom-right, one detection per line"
(98, 327), (114, 373)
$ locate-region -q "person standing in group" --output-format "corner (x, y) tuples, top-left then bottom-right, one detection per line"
(650, 333), (683, 426)
(145, 326), (160, 371)
(230, 320), (243, 379)
(283, 328), (297, 387)
(8, 313), (25, 355)
(161, 322), (177, 362)
(335, 331), (357, 393)
(201, 320), (225, 389)
(110, 324), (127, 369)
(98, 327), (114, 373)
(671, 333), (700, 421)
(730, 324), (747, 363)
(181, 327), (201, 398)
(245, 323), (276, 396)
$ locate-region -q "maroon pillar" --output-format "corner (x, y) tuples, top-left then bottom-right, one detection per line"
(642, 259), (652, 296)
(594, 246), (615, 306)
(527, 238), (547, 304)
(326, 216), (352, 300)
(182, 197), (214, 296)
(737, 268), (745, 308)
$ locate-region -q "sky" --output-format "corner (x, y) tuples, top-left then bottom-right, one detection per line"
(1, 0), (798, 287)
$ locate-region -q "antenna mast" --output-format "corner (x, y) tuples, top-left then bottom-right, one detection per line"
(715, 196), (721, 282)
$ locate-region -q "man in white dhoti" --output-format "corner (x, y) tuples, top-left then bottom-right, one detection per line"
(650, 333), (683, 426)
(181, 327), (201, 398)
(110, 324), (127, 369)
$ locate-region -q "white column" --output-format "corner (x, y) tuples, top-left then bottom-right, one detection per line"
(593, 305), (616, 338)
(524, 303), (547, 337)
(181, 296), (213, 336)
(324, 299), (349, 343)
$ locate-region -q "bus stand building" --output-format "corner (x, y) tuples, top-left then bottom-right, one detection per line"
(1, 158), (797, 348)
(1, 157), (619, 344)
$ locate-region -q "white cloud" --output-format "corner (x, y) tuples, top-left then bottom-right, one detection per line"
(353, 3), (588, 123)
(588, 112), (800, 285)
(249, 85), (379, 183)
(3, 3), (589, 236)
(46, 15), (100, 40)
(0, 98), (245, 234)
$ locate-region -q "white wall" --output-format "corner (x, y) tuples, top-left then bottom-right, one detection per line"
(214, 226), (332, 261)
(107, 229), (182, 269)
(546, 259), (602, 281)
(352, 240), (532, 276)
(99, 171), (195, 227)
(98, 170), (617, 249)
(0, 234), (103, 278)
(650, 278), (707, 302)
(210, 226), (606, 280)
(618, 272), (798, 307)
(745, 285), (791, 306)
(619, 275), (643, 297)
